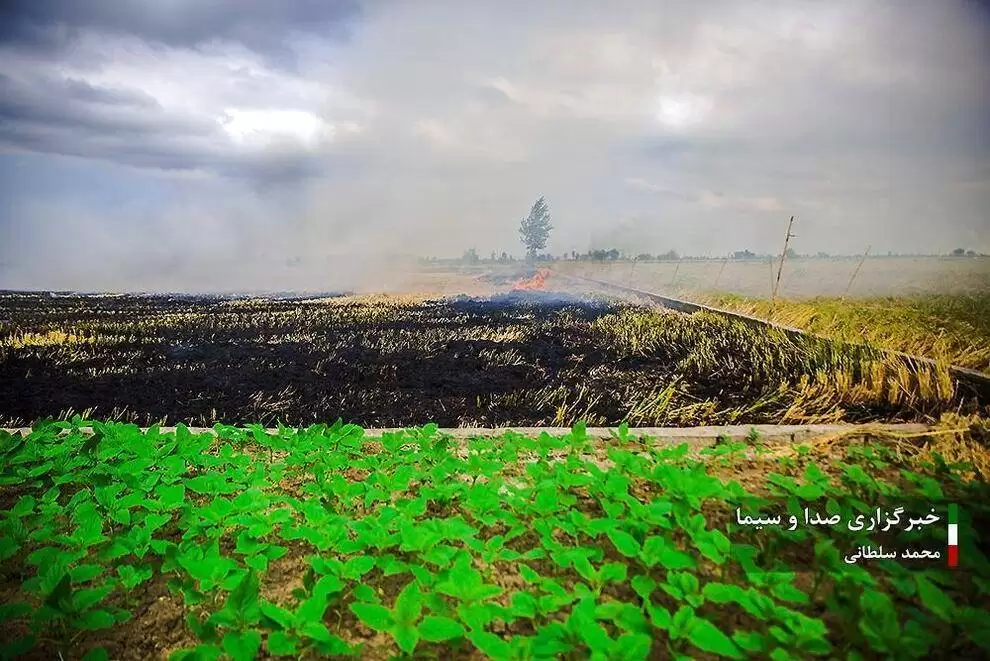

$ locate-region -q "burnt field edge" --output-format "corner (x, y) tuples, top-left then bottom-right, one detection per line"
(2, 287), (988, 427)
(553, 271), (990, 395)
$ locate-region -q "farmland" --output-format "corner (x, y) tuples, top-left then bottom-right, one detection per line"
(1, 419), (988, 660)
(553, 256), (990, 299)
(556, 257), (990, 374)
(691, 293), (990, 374)
(2, 267), (990, 660)
(1, 283), (987, 429)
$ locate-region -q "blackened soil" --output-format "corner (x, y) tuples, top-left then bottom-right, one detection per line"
(0, 291), (630, 427)
(1, 290), (981, 427)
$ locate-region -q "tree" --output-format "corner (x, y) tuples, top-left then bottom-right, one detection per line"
(519, 197), (553, 259)
(952, 248), (966, 256)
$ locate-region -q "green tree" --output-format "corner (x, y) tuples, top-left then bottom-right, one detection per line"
(519, 197), (553, 259)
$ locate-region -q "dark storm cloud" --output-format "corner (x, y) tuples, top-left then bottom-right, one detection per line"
(0, 0), (362, 65)
(0, 73), (210, 136)
(62, 78), (161, 108)
(0, 63), (336, 185)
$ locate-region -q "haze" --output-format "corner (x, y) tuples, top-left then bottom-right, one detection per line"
(1, 0), (988, 292)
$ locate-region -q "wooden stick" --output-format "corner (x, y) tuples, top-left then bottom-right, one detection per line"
(842, 245), (871, 300)
(713, 258), (728, 289)
(772, 215), (796, 307)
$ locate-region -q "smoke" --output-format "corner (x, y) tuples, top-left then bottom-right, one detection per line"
(1, 0), (988, 292)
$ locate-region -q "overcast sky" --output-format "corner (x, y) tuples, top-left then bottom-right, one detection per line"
(1, 0), (988, 291)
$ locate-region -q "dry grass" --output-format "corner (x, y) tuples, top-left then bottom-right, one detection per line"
(592, 308), (967, 425)
(694, 293), (990, 373)
(1, 330), (95, 348)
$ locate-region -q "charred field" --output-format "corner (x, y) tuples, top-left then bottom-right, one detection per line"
(1, 283), (986, 428)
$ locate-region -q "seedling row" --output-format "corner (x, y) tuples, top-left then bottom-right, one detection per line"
(1, 419), (988, 659)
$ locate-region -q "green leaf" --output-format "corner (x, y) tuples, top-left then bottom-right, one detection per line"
(157, 484), (186, 509)
(110, 508), (132, 525)
(858, 590), (900, 652)
(222, 630), (261, 661)
(75, 610), (115, 630)
(670, 606), (694, 640)
(915, 574), (955, 622)
(312, 574), (345, 599)
(352, 584), (379, 603)
(631, 575), (656, 603)
(607, 530), (641, 558)
(796, 484), (824, 500)
(641, 536), (695, 570)
(298, 620), (333, 643)
(70, 564), (104, 584)
(351, 603), (394, 631)
(42, 571), (72, 610)
(11, 495), (36, 517)
(468, 630), (513, 660)
(419, 615), (465, 642)
(732, 631), (767, 653)
(518, 565), (541, 584)
(614, 633), (652, 661)
(771, 582), (809, 605)
(702, 582), (747, 605)
(343, 555), (376, 579)
(0, 602), (32, 622)
(687, 618), (744, 659)
(0, 537), (19, 562)
(392, 624), (420, 655)
(509, 592), (538, 618)
(225, 571), (261, 625)
(393, 581), (424, 626)
(72, 585), (113, 612)
(648, 605), (671, 630)
(168, 644), (222, 661)
(118, 564), (154, 590)
(599, 562), (628, 584)
(265, 631), (298, 656)
(660, 546), (695, 570)
(260, 602), (295, 630)
(578, 619), (614, 654)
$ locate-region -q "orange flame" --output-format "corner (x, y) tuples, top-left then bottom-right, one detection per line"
(512, 268), (551, 291)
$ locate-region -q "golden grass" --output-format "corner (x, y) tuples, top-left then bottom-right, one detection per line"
(695, 293), (990, 372)
(1, 329), (95, 348)
(592, 308), (963, 425)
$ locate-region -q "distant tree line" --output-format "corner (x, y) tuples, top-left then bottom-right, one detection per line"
(419, 195), (988, 263)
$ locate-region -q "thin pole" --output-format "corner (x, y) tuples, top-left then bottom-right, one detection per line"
(772, 215), (796, 305)
(669, 259), (681, 288)
(842, 245), (871, 300)
(627, 257), (637, 287)
(713, 258), (728, 289)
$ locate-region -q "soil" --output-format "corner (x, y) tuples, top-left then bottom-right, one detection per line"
(0, 283), (982, 428)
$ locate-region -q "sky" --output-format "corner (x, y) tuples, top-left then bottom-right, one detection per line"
(0, 0), (988, 292)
